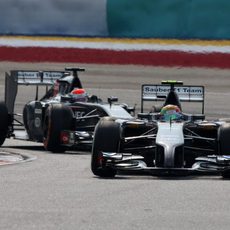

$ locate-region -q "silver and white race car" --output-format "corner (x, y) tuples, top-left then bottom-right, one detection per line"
(91, 81), (230, 178)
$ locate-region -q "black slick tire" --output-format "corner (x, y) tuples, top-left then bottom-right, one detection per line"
(43, 104), (73, 153)
(23, 102), (35, 140)
(0, 102), (8, 146)
(218, 123), (230, 178)
(91, 117), (120, 178)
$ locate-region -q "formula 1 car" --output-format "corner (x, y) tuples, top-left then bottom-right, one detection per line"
(0, 67), (134, 152)
(91, 81), (230, 178)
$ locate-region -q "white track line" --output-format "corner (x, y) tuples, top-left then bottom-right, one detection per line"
(0, 38), (230, 54)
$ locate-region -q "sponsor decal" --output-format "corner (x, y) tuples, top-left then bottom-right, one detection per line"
(18, 71), (39, 84)
(34, 108), (42, 114)
(18, 71), (38, 78)
(75, 111), (85, 118)
(143, 85), (203, 101)
(143, 85), (203, 94)
(43, 71), (64, 79)
(34, 117), (41, 128)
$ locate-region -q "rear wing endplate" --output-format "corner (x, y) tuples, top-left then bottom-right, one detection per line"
(141, 84), (205, 113)
(5, 70), (67, 114)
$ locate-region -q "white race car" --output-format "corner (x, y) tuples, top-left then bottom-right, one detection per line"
(91, 81), (230, 178)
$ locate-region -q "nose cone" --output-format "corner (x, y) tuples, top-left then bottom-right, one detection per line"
(156, 122), (184, 167)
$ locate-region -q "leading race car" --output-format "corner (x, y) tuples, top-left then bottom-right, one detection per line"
(0, 67), (134, 152)
(91, 80), (230, 179)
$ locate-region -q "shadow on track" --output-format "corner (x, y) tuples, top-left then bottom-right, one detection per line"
(92, 173), (223, 181)
(2, 144), (91, 156)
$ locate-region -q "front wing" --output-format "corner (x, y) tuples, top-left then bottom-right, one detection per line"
(102, 152), (230, 176)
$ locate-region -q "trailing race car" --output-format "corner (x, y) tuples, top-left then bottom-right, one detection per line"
(0, 67), (134, 152)
(91, 80), (230, 179)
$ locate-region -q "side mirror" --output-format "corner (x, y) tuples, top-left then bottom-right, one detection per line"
(120, 103), (136, 115)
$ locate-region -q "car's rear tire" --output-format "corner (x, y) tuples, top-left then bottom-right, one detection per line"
(218, 123), (230, 178)
(0, 102), (8, 146)
(91, 117), (120, 178)
(23, 102), (35, 140)
(43, 104), (73, 153)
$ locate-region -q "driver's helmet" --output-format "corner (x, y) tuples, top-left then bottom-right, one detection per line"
(160, 104), (182, 121)
(70, 88), (88, 102)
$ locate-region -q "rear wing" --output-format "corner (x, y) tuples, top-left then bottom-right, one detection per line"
(141, 84), (205, 113)
(10, 70), (67, 85)
(5, 70), (67, 114)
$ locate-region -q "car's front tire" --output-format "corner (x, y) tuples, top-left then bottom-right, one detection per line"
(43, 104), (73, 153)
(91, 117), (120, 178)
(218, 123), (230, 178)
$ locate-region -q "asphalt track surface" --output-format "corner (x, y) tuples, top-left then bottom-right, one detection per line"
(0, 62), (230, 230)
